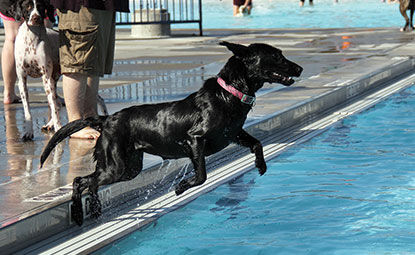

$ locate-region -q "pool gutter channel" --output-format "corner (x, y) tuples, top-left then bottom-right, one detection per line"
(4, 56), (415, 254)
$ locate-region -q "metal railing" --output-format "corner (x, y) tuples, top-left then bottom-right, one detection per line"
(0, 0), (203, 35)
(117, 0), (203, 35)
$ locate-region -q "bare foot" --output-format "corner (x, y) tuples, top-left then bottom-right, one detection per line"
(70, 127), (100, 139)
(3, 94), (21, 105)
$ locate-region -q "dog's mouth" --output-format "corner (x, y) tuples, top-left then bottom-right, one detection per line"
(272, 72), (295, 86)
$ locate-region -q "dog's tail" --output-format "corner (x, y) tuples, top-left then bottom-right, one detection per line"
(40, 116), (107, 168)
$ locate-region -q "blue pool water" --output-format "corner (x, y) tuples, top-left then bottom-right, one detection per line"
(176, 0), (403, 29)
(98, 86), (415, 254)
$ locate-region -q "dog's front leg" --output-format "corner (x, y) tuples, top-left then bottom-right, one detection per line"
(175, 137), (207, 195)
(236, 130), (267, 175)
(16, 74), (34, 141)
(42, 75), (62, 132)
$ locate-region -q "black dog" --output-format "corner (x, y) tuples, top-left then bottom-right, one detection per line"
(40, 41), (303, 226)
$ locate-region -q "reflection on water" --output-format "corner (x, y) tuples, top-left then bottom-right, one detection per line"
(0, 105), (96, 224)
(101, 76), (205, 103)
(0, 106), (62, 225)
(2, 105), (36, 182)
(101, 59), (213, 103)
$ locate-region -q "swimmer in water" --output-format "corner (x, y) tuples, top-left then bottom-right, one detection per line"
(233, 0), (252, 16)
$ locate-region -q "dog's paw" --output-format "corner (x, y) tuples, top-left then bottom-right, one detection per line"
(22, 132), (34, 141)
(41, 124), (54, 132)
(175, 186), (185, 196)
(42, 118), (60, 132)
(175, 180), (190, 196)
(23, 122), (34, 140)
(400, 26), (413, 32)
(90, 209), (102, 219)
(41, 122), (61, 133)
(256, 159), (267, 176)
(71, 204), (84, 226)
(90, 200), (102, 219)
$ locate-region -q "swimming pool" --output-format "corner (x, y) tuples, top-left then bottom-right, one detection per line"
(177, 0), (403, 29)
(97, 86), (415, 254)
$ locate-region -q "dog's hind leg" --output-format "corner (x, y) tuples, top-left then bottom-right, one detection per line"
(71, 176), (91, 226)
(71, 136), (128, 225)
(71, 168), (111, 226)
(400, 3), (411, 31)
(175, 137), (207, 195)
(87, 181), (102, 220)
(87, 150), (144, 220)
(71, 162), (125, 225)
(236, 130), (267, 175)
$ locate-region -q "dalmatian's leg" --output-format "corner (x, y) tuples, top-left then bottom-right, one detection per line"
(16, 72), (34, 141)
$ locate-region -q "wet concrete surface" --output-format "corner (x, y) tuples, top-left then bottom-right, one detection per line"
(0, 27), (414, 227)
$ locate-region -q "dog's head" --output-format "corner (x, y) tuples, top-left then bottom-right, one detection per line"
(11, 0), (55, 26)
(220, 41), (303, 91)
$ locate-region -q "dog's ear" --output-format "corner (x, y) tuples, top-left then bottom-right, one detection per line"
(219, 41), (249, 57)
(9, 0), (23, 21)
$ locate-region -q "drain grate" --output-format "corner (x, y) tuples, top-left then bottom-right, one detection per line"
(24, 184), (72, 203)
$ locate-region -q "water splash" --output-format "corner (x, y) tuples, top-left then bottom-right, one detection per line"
(168, 162), (191, 192)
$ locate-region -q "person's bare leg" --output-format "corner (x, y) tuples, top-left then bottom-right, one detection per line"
(84, 75), (99, 118)
(233, 5), (239, 16)
(2, 19), (22, 104)
(62, 73), (100, 139)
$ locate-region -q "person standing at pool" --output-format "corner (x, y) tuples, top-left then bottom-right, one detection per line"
(233, 0), (252, 16)
(299, 0), (313, 7)
(0, 0), (22, 105)
(50, 1), (129, 139)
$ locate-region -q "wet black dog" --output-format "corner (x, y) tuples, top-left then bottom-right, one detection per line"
(40, 41), (303, 226)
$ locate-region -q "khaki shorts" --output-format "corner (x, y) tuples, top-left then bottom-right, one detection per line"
(58, 7), (115, 76)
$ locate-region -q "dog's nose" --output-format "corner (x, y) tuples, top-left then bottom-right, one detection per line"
(295, 65), (303, 76)
(31, 14), (41, 25)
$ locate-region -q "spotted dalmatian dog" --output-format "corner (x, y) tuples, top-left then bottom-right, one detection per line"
(11, 0), (108, 140)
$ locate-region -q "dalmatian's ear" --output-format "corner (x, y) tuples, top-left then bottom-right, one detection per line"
(9, 0), (24, 21)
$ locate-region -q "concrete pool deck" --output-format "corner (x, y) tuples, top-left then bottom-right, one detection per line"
(1, 27), (415, 253)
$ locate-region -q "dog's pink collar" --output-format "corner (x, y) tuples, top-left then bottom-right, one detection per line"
(217, 77), (256, 105)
